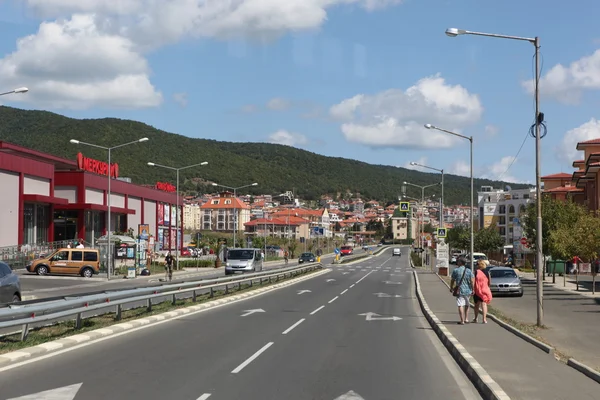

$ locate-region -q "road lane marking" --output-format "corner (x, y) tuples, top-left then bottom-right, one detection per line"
(329, 296), (339, 303)
(355, 270), (374, 284)
(349, 284), (355, 288)
(310, 305), (325, 315)
(231, 342), (274, 373)
(197, 394), (212, 400)
(340, 289), (348, 295)
(282, 318), (305, 335)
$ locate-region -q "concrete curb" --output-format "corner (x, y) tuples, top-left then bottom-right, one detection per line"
(434, 273), (555, 356)
(0, 268), (331, 369)
(413, 271), (510, 400)
(567, 358), (600, 384)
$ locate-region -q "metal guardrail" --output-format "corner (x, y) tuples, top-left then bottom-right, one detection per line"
(0, 263), (322, 341)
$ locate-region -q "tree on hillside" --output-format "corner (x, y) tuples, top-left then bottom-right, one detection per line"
(474, 224), (505, 253)
(550, 211), (600, 262)
(447, 226), (470, 251)
(423, 223), (435, 234)
(522, 197), (587, 257)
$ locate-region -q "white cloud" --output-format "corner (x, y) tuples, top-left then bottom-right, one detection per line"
(329, 74), (483, 149)
(173, 92), (188, 107)
(448, 156), (526, 183)
(268, 130), (308, 147)
(449, 160), (470, 177)
(266, 97), (291, 111)
(7, 0), (404, 109)
(522, 50), (600, 104)
(484, 124), (499, 138)
(0, 14), (162, 109)
(557, 118), (600, 163)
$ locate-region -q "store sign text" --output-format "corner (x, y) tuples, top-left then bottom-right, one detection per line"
(156, 182), (176, 192)
(77, 153), (119, 178)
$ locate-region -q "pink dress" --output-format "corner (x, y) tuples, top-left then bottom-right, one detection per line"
(474, 269), (492, 304)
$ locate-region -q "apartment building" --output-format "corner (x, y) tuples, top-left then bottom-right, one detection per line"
(183, 203), (202, 231)
(200, 191), (251, 233)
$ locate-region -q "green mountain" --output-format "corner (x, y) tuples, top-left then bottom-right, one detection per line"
(0, 106), (528, 204)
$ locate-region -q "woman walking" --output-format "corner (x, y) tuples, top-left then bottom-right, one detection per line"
(473, 259), (492, 323)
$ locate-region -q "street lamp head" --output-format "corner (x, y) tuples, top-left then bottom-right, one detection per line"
(147, 162), (155, 166)
(445, 28), (467, 37)
(424, 123), (434, 129)
(200, 162), (208, 166)
(13, 87), (29, 94)
(138, 137), (149, 142)
(70, 139), (80, 144)
(403, 181), (408, 184)
(251, 183), (258, 186)
(212, 183), (218, 186)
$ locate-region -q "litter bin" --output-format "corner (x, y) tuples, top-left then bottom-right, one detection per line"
(547, 260), (566, 275)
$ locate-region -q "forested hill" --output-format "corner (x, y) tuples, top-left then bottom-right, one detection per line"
(0, 106), (529, 204)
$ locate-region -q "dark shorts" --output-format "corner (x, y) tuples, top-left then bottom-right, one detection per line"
(473, 294), (483, 303)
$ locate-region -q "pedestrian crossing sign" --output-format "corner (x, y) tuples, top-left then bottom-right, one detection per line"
(437, 228), (447, 238)
(399, 202), (410, 212)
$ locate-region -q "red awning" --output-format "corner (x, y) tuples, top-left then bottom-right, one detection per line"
(23, 194), (69, 205)
(54, 203), (136, 214)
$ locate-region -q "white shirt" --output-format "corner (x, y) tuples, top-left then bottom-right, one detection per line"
(76, 244), (84, 248)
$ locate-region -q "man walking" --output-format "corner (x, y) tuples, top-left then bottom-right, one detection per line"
(165, 251), (174, 281)
(450, 257), (474, 325)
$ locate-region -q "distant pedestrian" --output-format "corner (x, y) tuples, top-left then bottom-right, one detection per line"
(76, 240), (84, 249)
(571, 255), (582, 274)
(472, 259), (492, 324)
(450, 257), (474, 325)
(165, 251), (174, 281)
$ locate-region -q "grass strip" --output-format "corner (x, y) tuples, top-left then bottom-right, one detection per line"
(0, 269), (316, 354)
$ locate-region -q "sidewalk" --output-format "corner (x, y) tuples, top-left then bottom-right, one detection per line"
(417, 271), (599, 400)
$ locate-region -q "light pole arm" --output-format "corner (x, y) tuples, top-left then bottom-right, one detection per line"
(463, 30), (535, 43)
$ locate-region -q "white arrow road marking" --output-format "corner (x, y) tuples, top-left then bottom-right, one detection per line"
(197, 394), (212, 400)
(358, 312), (402, 321)
(383, 281), (402, 285)
(231, 342), (274, 373)
(8, 383), (82, 400)
(241, 309), (265, 317)
(342, 272), (349, 275)
(297, 290), (312, 295)
(326, 279), (336, 282)
(373, 293), (403, 298)
(334, 390), (366, 400)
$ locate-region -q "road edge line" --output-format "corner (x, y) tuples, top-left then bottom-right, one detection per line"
(0, 268), (331, 370)
(413, 271), (510, 400)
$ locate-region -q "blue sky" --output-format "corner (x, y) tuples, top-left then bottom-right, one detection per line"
(1, 0), (600, 184)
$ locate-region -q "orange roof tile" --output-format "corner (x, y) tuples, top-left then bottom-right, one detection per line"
(541, 173), (572, 180)
(578, 138), (600, 145)
(200, 196), (249, 210)
(544, 186), (584, 193)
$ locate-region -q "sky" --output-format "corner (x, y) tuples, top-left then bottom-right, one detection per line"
(1, 0), (600, 185)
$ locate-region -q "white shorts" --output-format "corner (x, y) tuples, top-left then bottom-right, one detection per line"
(456, 295), (470, 307)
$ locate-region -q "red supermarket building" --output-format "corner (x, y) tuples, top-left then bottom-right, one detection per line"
(0, 141), (182, 252)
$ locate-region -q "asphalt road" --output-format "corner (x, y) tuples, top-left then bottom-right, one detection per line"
(16, 254), (339, 301)
(0, 247), (480, 400)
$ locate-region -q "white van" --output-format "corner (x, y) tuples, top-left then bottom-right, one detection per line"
(225, 248), (264, 275)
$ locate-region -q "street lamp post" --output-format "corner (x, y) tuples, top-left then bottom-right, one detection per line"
(147, 161), (209, 270)
(212, 182), (258, 249)
(403, 181), (441, 266)
(424, 124), (474, 274)
(70, 137), (149, 280)
(445, 27), (543, 327)
(0, 87), (28, 97)
(410, 162), (445, 228)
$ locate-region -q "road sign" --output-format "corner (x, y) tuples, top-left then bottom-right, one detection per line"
(334, 248), (340, 255)
(399, 202), (410, 212)
(436, 241), (449, 269)
(520, 237), (527, 245)
(437, 228), (447, 238)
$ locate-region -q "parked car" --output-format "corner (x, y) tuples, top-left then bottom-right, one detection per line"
(340, 246), (353, 256)
(298, 252), (316, 264)
(392, 248), (402, 257)
(0, 261), (21, 303)
(26, 248), (101, 278)
(489, 267), (523, 297)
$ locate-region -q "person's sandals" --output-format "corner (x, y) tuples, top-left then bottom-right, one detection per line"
(472, 318), (478, 323)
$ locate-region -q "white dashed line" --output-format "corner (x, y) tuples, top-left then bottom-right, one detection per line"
(197, 394), (212, 400)
(329, 296), (339, 304)
(310, 305), (326, 315)
(231, 342), (274, 373)
(340, 289), (348, 295)
(349, 284), (355, 288)
(356, 270), (374, 284)
(282, 318), (305, 335)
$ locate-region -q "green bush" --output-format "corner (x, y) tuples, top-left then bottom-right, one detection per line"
(411, 252), (422, 267)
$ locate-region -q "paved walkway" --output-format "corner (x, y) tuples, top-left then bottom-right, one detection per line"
(417, 271), (599, 400)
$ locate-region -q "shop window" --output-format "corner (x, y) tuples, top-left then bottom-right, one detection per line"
(23, 204), (34, 245)
(36, 205), (49, 243)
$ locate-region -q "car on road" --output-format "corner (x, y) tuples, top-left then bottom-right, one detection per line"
(225, 248), (263, 275)
(298, 252), (316, 264)
(489, 267), (523, 297)
(392, 248), (402, 257)
(26, 248), (101, 278)
(0, 261), (21, 303)
(340, 246), (353, 256)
